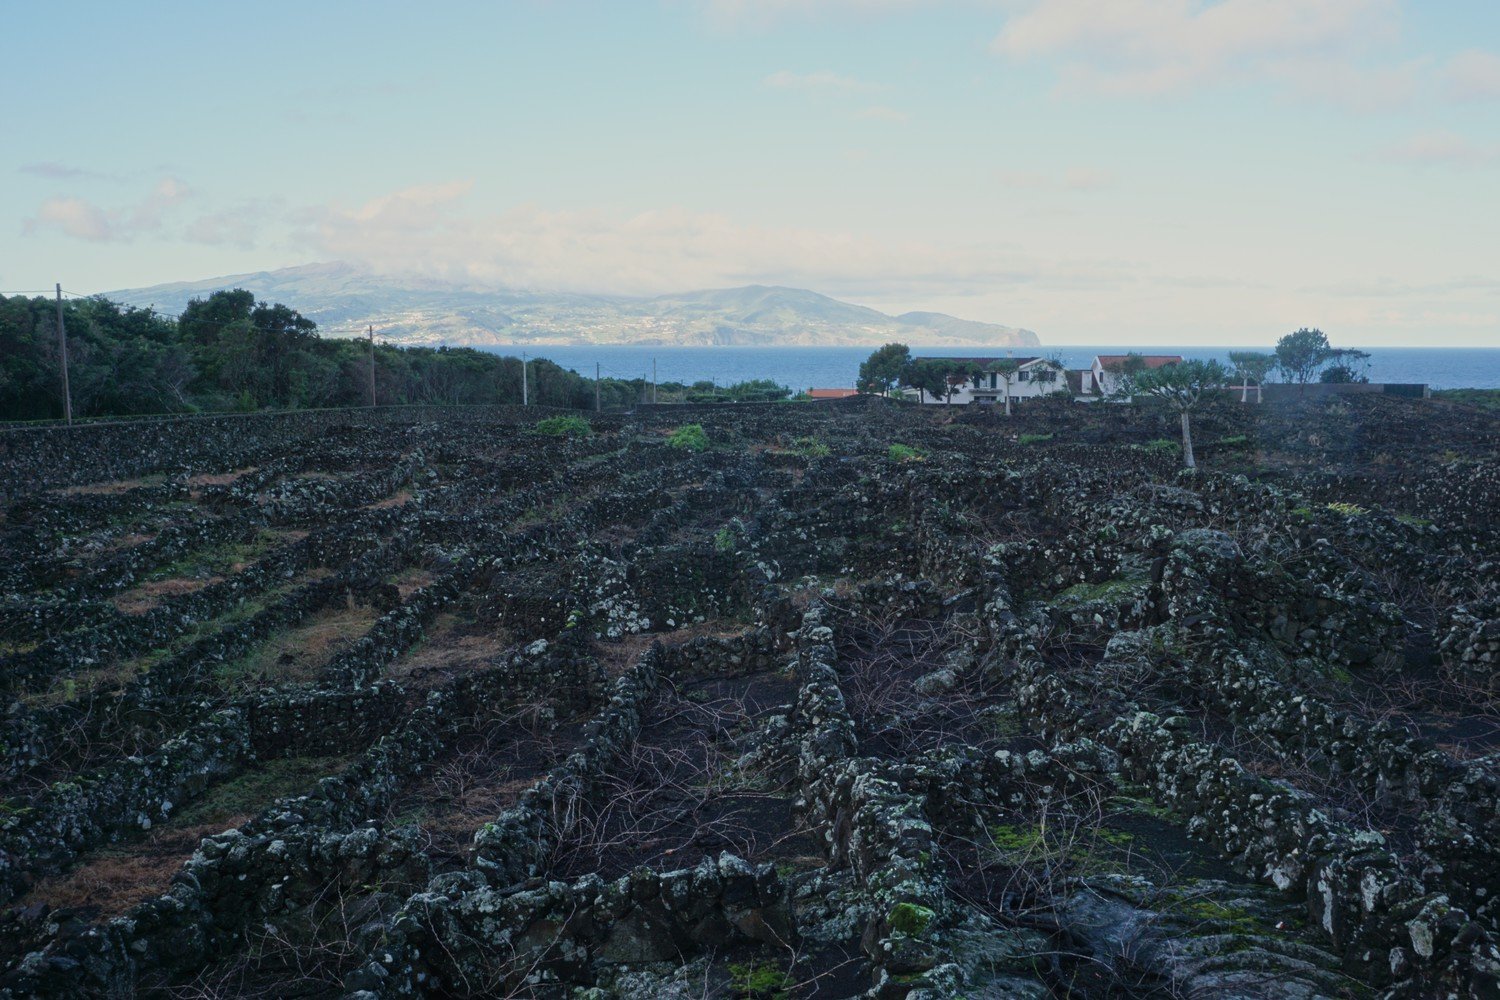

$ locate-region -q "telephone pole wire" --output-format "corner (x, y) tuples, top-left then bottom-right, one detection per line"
(55, 284), (72, 425)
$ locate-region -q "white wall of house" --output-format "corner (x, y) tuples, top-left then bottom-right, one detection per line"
(913, 359), (1067, 405)
(1087, 359), (1118, 396)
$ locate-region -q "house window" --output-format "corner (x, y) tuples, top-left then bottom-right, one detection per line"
(1018, 370), (1030, 382)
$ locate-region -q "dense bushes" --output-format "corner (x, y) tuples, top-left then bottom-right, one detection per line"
(535, 415), (592, 436)
(0, 290), (639, 421)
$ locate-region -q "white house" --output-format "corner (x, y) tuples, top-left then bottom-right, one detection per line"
(1083, 355), (1183, 397)
(907, 356), (1068, 405)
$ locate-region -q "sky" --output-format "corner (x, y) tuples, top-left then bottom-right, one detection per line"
(3, 0), (1499, 347)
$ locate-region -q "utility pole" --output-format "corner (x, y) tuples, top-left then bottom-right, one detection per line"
(594, 362), (601, 412)
(55, 284), (72, 425)
(367, 325), (376, 407)
(652, 358), (657, 403)
(521, 352), (528, 406)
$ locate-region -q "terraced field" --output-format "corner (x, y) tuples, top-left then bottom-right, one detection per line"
(0, 398), (1496, 999)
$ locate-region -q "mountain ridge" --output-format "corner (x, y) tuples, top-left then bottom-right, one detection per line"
(106, 263), (1040, 349)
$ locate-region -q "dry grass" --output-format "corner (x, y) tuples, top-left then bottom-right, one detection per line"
(389, 565), (436, 599)
(368, 489), (414, 510)
(214, 602), (379, 689)
(112, 575), (224, 615)
(58, 474), (168, 496)
(385, 612), (508, 690)
(184, 467), (258, 488)
(20, 822), (240, 918)
(20, 660), (138, 710)
(593, 619), (743, 676)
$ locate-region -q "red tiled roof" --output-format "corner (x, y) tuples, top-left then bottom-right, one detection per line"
(807, 388), (860, 398)
(911, 356), (1040, 367)
(1094, 355), (1182, 369)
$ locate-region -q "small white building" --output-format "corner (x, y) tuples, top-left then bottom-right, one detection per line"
(908, 356), (1067, 405)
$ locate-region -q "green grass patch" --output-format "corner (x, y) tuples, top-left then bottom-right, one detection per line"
(1324, 501), (1367, 517)
(887, 443), (925, 463)
(789, 435), (830, 458)
(1140, 438), (1180, 454)
(728, 961), (792, 999)
(534, 414), (591, 436)
(144, 528), (290, 583)
(667, 423), (708, 451)
(1018, 432), (1054, 445)
(170, 753), (354, 828)
(987, 823), (1047, 855)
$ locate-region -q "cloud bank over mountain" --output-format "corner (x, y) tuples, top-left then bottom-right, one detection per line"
(108, 262), (1041, 349)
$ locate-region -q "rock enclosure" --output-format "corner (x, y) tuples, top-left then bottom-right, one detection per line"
(0, 395), (1496, 998)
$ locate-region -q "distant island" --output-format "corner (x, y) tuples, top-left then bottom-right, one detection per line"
(107, 262), (1040, 350)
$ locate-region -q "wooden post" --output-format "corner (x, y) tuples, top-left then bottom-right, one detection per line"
(595, 362), (601, 412)
(521, 352), (528, 406)
(55, 284), (72, 425)
(367, 325), (376, 407)
(652, 358), (657, 403)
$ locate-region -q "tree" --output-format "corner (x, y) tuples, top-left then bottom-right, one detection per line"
(1120, 359), (1231, 469)
(1274, 328), (1374, 389)
(901, 359), (948, 403)
(1227, 350), (1276, 403)
(990, 359), (1021, 416)
(1274, 328), (1339, 385)
(943, 361), (981, 406)
(1319, 350), (1371, 383)
(858, 343), (911, 396)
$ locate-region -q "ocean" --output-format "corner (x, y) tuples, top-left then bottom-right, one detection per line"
(478, 345), (1500, 392)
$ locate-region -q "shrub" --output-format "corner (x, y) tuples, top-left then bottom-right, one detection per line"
(1434, 388), (1500, 411)
(1018, 432), (1054, 445)
(790, 436), (830, 458)
(887, 443), (924, 463)
(667, 423), (708, 451)
(535, 414), (591, 437)
(728, 961), (792, 999)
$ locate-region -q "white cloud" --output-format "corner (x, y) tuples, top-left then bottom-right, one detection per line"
(19, 161), (114, 181)
(854, 105), (910, 123)
(763, 69), (878, 92)
(298, 179), (1133, 300)
(1379, 130), (1500, 167)
(1443, 49), (1500, 102)
(22, 198), (117, 241)
(992, 0), (1400, 102)
(22, 177), (193, 242)
(1267, 58), (1422, 112)
(182, 199), (282, 248)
